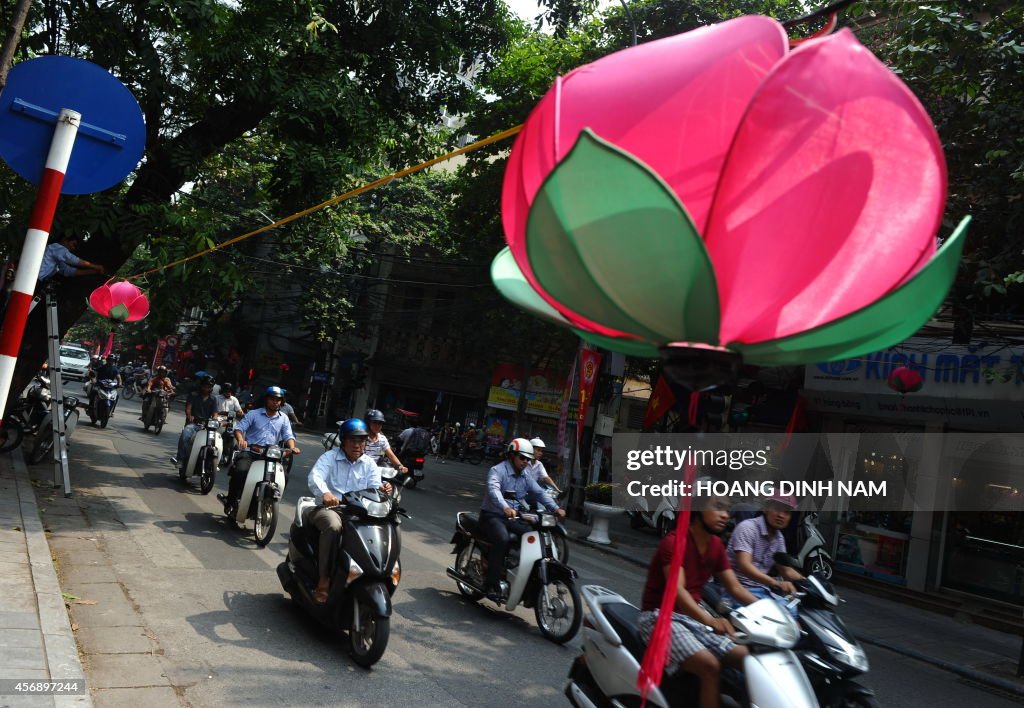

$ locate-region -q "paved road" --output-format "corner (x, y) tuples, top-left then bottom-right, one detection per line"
(35, 384), (1024, 707)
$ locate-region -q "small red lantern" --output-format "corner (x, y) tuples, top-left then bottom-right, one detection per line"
(887, 366), (923, 394)
(88, 281), (150, 322)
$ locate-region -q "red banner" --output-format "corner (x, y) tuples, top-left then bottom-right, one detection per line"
(642, 373), (676, 430)
(577, 348), (602, 448)
(557, 348), (578, 460)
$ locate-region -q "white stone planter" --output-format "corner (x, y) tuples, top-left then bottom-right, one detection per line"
(584, 501), (622, 545)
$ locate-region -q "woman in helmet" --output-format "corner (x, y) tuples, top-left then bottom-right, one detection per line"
(477, 438), (566, 602)
(364, 409), (407, 474)
(306, 418), (392, 602)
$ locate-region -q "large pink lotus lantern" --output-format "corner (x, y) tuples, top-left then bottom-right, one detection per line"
(88, 281), (150, 322)
(492, 15), (969, 389)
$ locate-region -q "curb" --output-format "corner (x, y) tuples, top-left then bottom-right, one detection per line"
(567, 531), (1024, 698)
(11, 449), (92, 707)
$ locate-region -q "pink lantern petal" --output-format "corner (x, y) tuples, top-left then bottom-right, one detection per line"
(706, 30), (946, 345)
(125, 293), (150, 321)
(88, 285), (113, 314)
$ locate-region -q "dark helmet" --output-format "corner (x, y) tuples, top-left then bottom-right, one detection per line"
(263, 385), (286, 400)
(365, 408), (385, 423)
(199, 375), (215, 387)
(221, 382), (235, 393)
(156, 365), (168, 375)
(339, 418), (369, 439)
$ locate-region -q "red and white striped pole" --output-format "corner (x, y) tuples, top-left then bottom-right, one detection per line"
(0, 108), (81, 418)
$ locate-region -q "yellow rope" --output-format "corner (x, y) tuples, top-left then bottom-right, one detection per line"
(126, 124), (524, 281)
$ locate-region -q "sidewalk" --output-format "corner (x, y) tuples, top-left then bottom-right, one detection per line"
(565, 511), (1024, 698)
(0, 450), (91, 708)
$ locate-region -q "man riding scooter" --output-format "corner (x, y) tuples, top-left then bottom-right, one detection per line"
(218, 386), (300, 518)
(638, 480), (758, 708)
(171, 375), (218, 471)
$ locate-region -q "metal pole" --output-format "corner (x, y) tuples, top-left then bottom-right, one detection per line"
(0, 108), (80, 419)
(45, 290), (71, 495)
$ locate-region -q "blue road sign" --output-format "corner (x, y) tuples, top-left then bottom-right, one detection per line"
(0, 56), (145, 194)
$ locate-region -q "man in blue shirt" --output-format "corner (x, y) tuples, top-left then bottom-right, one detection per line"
(37, 234), (105, 282)
(479, 438), (565, 602)
(305, 418), (393, 603)
(219, 386), (300, 515)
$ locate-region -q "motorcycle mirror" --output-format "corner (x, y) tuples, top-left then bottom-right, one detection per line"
(773, 552), (801, 569)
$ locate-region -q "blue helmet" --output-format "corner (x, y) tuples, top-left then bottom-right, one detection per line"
(263, 385), (286, 399)
(339, 418), (369, 439)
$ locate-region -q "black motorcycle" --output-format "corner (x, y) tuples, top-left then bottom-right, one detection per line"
(278, 487), (407, 668)
(0, 372), (52, 452)
(27, 394), (80, 465)
(399, 451), (426, 488)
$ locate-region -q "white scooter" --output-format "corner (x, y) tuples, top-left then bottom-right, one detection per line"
(225, 444), (292, 547)
(566, 585), (818, 708)
(628, 495), (677, 536)
(179, 417), (224, 494)
(797, 512), (834, 580)
(446, 507), (582, 644)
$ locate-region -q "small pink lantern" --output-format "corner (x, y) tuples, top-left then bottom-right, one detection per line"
(88, 281), (150, 322)
(887, 366), (924, 394)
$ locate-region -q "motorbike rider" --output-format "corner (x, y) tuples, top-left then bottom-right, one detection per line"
(723, 492), (804, 615)
(398, 415), (430, 456)
(215, 382), (244, 418)
(525, 438), (560, 492)
(141, 365), (175, 422)
(363, 409), (407, 473)
(171, 375), (218, 470)
(306, 418), (392, 603)
(218, 386), (300, 516)
(638, 479), (757, 708)
(479, 438), (565, 603)
(87, 356), (123, 416)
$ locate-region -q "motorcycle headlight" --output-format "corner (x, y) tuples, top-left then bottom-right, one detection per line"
(391, 560), (401, 587)
(821, 626), (870, 672)
(265, 445), (283, 460)
(205, 418), (220, 431)
(540, 514), (556, 527)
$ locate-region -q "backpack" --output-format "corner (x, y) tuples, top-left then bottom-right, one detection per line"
(404, 427), (431, 455)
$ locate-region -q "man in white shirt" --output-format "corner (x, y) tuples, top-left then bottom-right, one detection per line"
(305, 418), (392, 603)
(526, 438), (560, 491)
(215, 382), (244, 419)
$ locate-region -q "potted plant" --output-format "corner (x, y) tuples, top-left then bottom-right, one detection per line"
(583, 483), (622, 545)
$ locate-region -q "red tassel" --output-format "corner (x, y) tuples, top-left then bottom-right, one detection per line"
(638, 462), (697, 702)
(687, 391), (700, 426)
(777, 397), (807, 454)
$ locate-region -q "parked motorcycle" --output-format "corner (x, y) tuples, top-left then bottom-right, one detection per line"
(565, 584), (817, 708)
(627, 494), (678, 536)
(1, 372), (52, 452)
(224, 444), (292, 547)
(278, 481), (406, 668)
(86, 378), (119, 428)
(27, 394), (80, 465)
(446, 508), (582, 644)
(797, 512), (834, 580)
(179, 417), (224, 494)
(142, 391), (171, 434)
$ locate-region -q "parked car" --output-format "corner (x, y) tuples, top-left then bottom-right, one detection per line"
(58, 344), (91, 381)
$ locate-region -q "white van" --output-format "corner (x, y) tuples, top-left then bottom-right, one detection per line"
(59, 344), (91, 381)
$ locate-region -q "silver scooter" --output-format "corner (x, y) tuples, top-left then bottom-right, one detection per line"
(179, 417), (225, 494)
(797, 511), (834, 580)
(565, 585), (818, 708)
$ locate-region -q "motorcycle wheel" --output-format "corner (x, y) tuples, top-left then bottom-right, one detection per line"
(154, 416), (163, 435)
(27, 425), (53, 464)
(199, 452), (216, 495)
(0, 417), (25, 452)
(552, 533), (570, 565)
(657, 515), (673, 537)
(467, 450), (484, 466)
(840, 683), (881, 708)
(99, 406), (110, 429)
(805, 553), (834, 581)
(535, 577), (582, 644)
(453, 544), (483, 600)
(254, 498), (278, 547)
(350, 599), (389, 668)
(122, 386), (134, 400)
(629, 512), (646, 530)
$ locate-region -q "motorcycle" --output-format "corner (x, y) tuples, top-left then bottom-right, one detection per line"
(627, 494), (678, 537)
(87, 378), (119, 428)
(0, 372), (52, 452)
(797, 511), (834, 580)
(142, 390), (171, 434)
(458, 439), (485, 465)
(120, 372), (147, 401)
(398, 450), (426, 489)
(774, 554), (878, 707)
(446, 506), (582, 644)
(536, 484), (570, 564)
(220, 415), (237, 466)
(224, 443), (292, 547)
(565, 584), (817, 708)
(27, 394), (80, 465)
(179, 417), (224, 494)
(278, 479), (406, 668)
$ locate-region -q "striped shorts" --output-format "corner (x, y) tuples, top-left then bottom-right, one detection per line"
(637, 610), (736, 674)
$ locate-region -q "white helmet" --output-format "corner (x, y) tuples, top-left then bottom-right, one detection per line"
(529, 437), (546, 449)
(507, 437), (535, 460)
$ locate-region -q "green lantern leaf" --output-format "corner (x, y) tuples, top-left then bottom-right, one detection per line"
(526, 129), (720, 345)
(732, 216), (971, 366)
(575, 330), (662, 358)
(108, 303), (130, 321)
(491, 247), (572, 327)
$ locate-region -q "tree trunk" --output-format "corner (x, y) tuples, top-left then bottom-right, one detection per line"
(0, 0), (32, 91)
